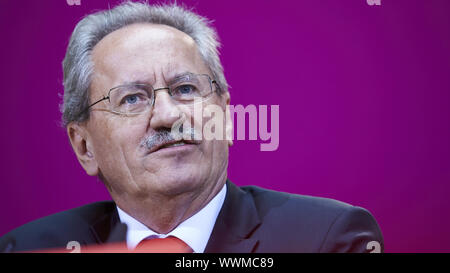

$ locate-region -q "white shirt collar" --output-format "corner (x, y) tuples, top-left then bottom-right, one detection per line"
(116, 183), (227, 253)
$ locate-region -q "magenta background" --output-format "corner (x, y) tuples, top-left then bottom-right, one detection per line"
(1, 0), (449, 252)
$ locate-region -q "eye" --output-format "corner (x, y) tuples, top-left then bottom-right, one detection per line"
(176, 84), (196, 95)
(122, 94), (141, 105)
(110, 86), (150, 111)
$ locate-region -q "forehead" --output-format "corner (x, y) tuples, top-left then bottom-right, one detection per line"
(91, 23), (208, 87)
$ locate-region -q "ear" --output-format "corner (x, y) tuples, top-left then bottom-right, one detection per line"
(223, 92), (233, 147)
(67, 122), (99, 176)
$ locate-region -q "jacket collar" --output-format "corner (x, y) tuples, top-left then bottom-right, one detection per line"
(204, 180), (261, 253)
(89, 204), (126, 244)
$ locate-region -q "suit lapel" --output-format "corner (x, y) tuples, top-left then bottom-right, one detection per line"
(205, 180), (261, 253)
(89, 204), (126, 244)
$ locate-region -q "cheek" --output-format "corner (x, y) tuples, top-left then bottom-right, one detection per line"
(91, 115), (149, 169)
(185, 98), (228, 136)
(184, 99), (229, 159)
(212, 139), (229, 161)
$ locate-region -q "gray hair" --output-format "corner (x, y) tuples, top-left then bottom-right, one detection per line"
(61, 1), (228, 127)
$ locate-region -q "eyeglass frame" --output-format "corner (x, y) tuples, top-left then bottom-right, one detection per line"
(78, 73), (220, 117)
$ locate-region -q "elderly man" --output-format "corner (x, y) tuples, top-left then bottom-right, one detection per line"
(0, 2), (383, 253)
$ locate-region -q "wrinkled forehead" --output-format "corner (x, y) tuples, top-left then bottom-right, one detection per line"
(91, 23), (209, 88)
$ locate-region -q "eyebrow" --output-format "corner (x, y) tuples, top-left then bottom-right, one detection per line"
(119, 71), (199, 87)
(167, 72), (199, 85)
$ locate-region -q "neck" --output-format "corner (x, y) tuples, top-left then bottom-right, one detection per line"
(112, 173), (227, 234)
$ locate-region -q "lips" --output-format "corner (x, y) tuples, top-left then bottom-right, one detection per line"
(148, 139), (199, 154)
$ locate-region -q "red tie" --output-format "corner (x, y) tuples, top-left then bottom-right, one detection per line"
(134, 236), (193, 253)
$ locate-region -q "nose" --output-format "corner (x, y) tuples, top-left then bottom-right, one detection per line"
(149, 89), (182, 130)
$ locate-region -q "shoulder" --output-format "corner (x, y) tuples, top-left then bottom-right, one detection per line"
(239, 185), (383, 252)
(0, 201), (116, 252)
(240, 185), (353, 220)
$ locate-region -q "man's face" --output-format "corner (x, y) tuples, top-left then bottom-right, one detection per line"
(77, 23), (230, 200)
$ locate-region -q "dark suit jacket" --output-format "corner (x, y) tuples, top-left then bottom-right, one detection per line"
(0, 180), (384, 253)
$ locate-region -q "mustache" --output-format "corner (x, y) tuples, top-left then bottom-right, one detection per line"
(140, 125), (199, 151)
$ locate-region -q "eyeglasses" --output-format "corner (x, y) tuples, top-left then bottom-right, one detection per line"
(82, 73), (218, 116)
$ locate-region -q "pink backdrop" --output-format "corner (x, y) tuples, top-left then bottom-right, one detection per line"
(0, 0), (449, 252)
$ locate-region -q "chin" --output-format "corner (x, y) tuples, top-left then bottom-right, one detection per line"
(140, 159), (210, 195)
(152, 173), (204, 196)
